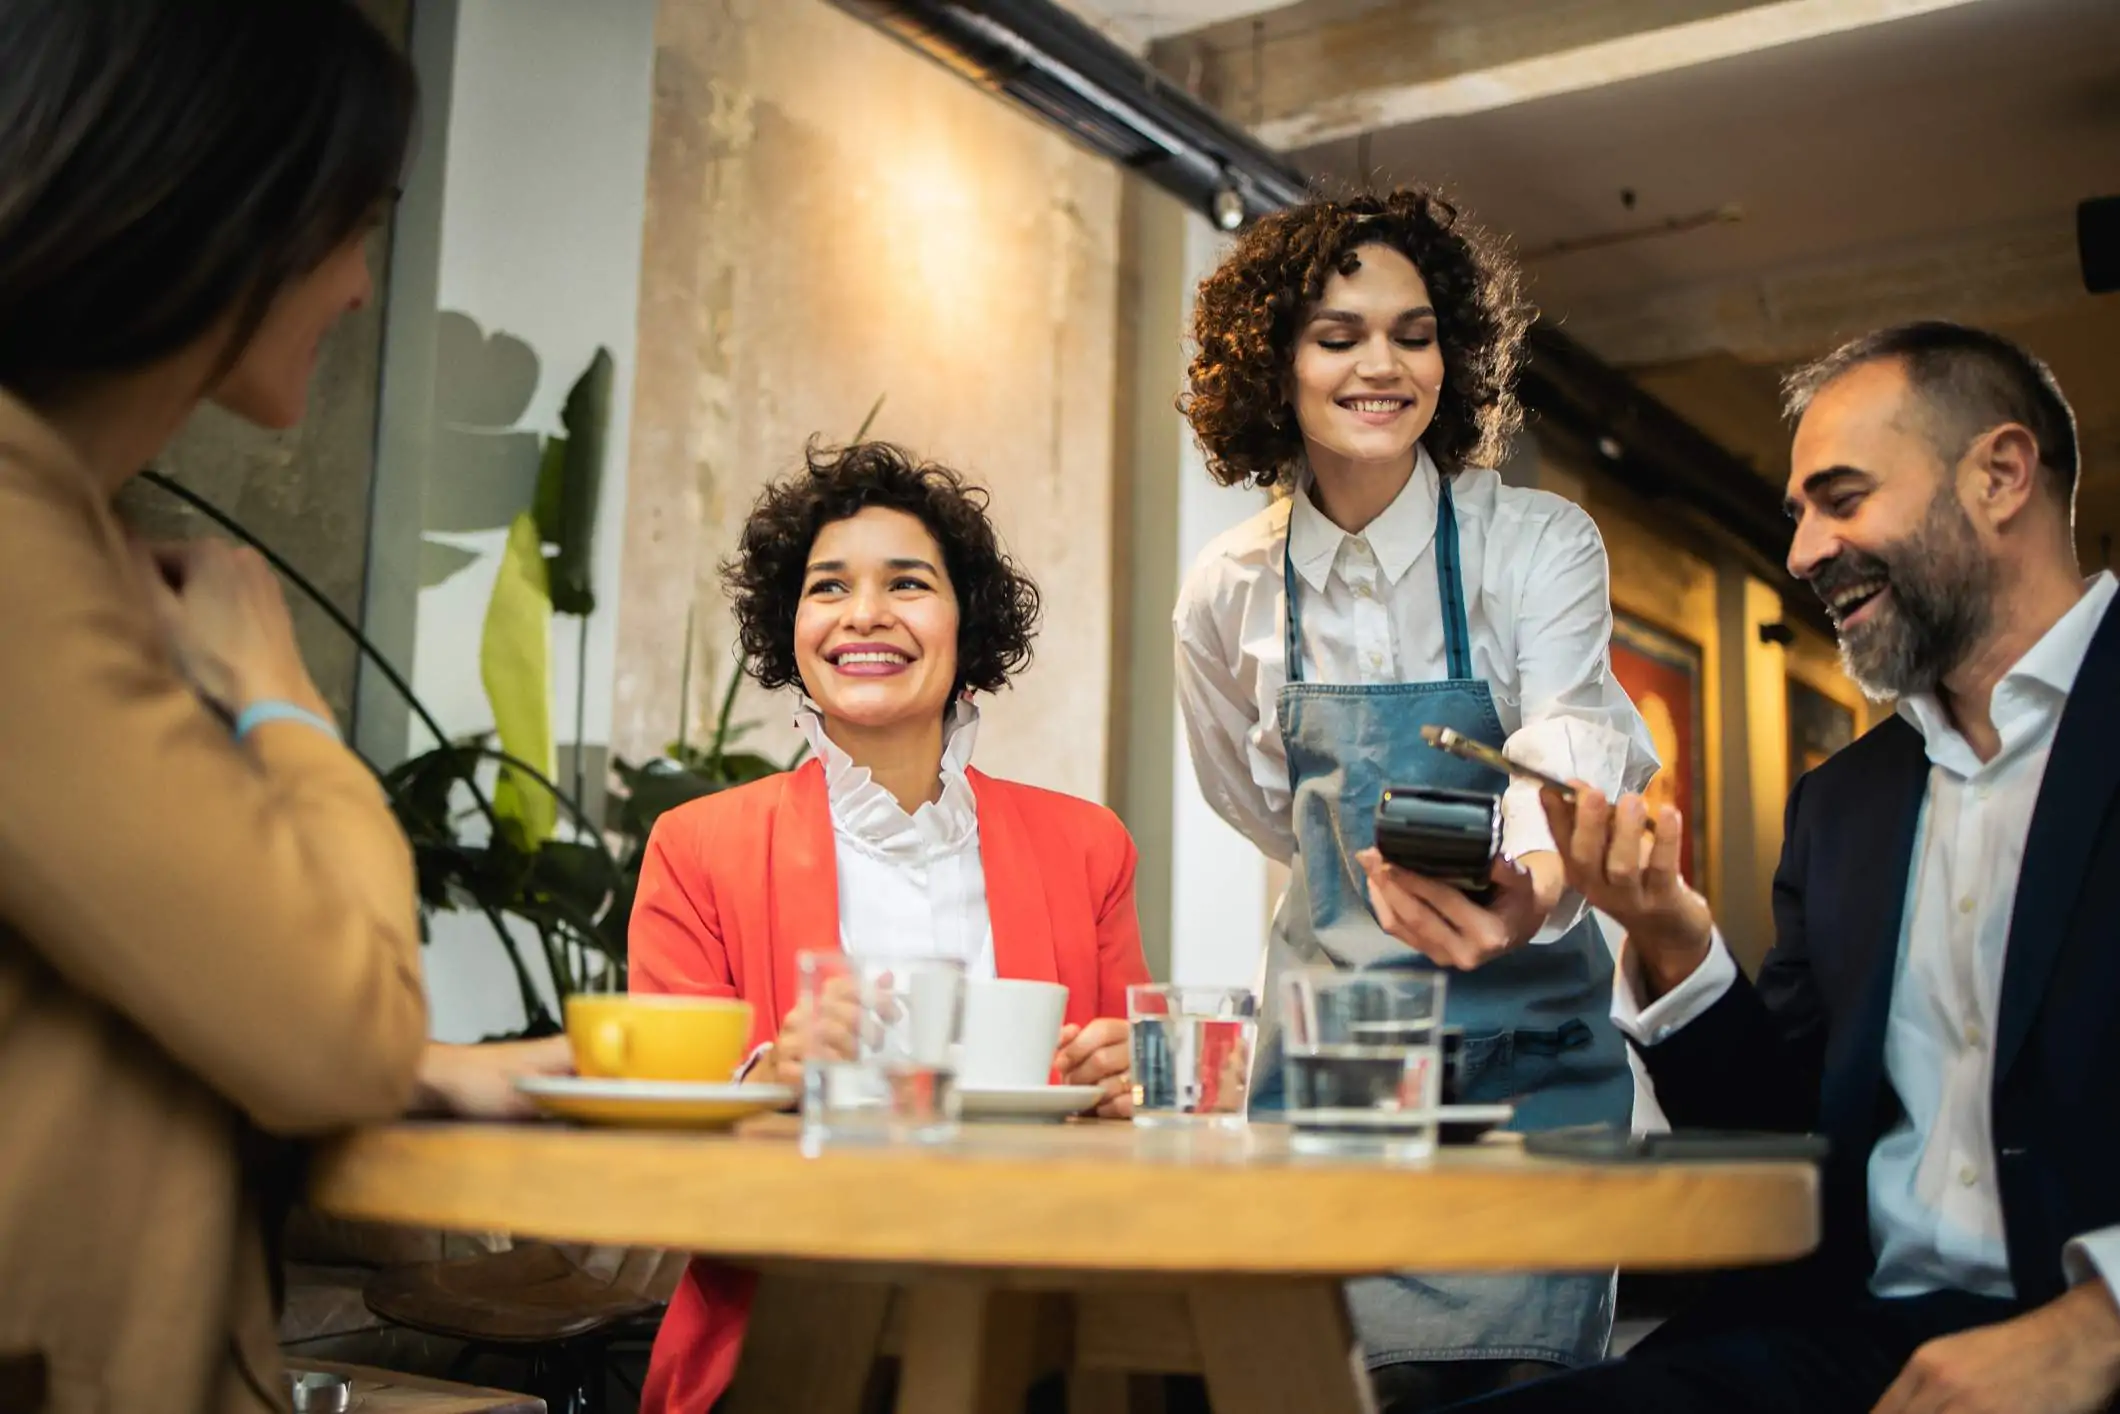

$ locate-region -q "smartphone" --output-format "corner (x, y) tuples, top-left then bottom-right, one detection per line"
(1523, 1124), (1829, 1163)
(1419, 726), (1577, 803)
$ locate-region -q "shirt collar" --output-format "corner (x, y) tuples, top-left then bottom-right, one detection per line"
(793, 696), (981, 817)
(1895, 571), (2118, 767)
(1285, 443), (1440, 592)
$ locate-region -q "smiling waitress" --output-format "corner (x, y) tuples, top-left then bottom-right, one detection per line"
(1173, 187), (1660, 1408)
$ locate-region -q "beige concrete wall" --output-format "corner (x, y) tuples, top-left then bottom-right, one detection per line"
(615, 0), (1123, 800)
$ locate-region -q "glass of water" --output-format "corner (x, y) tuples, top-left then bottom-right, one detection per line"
(1128, 984), (1257, 1130)
(798, 952), (964, 1152)
(1279, 969), (1447, 1160)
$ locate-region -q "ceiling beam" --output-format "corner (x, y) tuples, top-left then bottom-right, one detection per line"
(1551, 213), (2086, 367)
(1150, 0), (1988, 151)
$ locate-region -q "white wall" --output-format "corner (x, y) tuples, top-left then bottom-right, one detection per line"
(1166, 215), (1273, 988)
(372, 0), (658, 1041)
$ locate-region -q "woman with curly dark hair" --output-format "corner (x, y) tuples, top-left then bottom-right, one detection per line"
(626, 441), (1151, 1414)
(1173, 187), (1659, 1405)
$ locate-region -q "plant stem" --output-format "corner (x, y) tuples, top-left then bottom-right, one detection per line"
(572, 611), (589, 813)
(481, 901), (554, 1032)
(676, 600), (695, 758)
(709, 660), (741, 767)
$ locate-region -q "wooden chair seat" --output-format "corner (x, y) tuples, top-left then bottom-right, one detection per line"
(364, 1245), (661, 1345)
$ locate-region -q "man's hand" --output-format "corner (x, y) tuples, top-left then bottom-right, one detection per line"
(1054, 1018), (1133, 1118)
(1872, 1281), (2120, 1414)
(1539, 784), (1714, 998)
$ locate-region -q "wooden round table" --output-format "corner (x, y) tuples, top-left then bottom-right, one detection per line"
(311, 1116), (1818, 1414)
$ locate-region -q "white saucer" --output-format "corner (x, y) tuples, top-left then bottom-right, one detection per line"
(959, 1084), (1104, 1120)
(1438, 1103), (1515, 1143)
(516, 1076), (794, 1129)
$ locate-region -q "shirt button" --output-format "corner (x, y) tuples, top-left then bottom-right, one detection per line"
(1958, 1163), (1979, 1188)
(1958, 897), (1976, 915)
(1963, 1021), (1984, 1048)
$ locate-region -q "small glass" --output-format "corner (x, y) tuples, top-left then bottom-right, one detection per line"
(798, 952), (965, 1152)
(1128, 984), (1257, 1130)
(1280, 969), (1447, 1160)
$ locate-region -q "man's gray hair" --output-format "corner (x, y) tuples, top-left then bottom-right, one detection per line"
(1781, 320), (2079, 496)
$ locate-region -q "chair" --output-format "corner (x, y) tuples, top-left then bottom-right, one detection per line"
(363, 1244), (672, 1414)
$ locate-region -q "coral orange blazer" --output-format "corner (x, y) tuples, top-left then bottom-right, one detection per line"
(627, 759), (1150, 1413)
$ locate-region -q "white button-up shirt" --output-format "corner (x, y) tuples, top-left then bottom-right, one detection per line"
(1173, 447), (1660, 926)
(1616, 572), (2120, 1303)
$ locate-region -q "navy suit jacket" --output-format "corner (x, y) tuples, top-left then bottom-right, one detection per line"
(1641, 597), (2120, 1308)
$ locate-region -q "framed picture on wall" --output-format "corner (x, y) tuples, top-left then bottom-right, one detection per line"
(1787, 675), (1858, 791)
(1608, 612), (1708, 892)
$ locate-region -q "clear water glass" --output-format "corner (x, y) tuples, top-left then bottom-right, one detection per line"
(798, 952), (964, 1152)
(1128, 984), (1257, 1130)
(1280, 969), (1447, 1160)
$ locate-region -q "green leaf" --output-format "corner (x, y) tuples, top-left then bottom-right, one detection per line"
(548, 349), (613, 617)
(481, 511), (557, 849)
(532, 435), (568, 545)
(530, 840), (618, 917)
(713, 751), (785, 785)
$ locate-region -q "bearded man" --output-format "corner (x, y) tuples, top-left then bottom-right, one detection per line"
(1453, 321), (2120, 1414)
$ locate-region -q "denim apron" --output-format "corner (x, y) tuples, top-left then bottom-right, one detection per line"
(1253, 477), (1631, 1372)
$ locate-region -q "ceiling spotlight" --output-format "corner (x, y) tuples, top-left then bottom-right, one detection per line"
(1597, 435), (1625, 461)
(1211, 186), (1245, 231)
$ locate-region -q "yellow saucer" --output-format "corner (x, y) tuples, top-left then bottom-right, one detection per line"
(516, 1076), (794, 1130)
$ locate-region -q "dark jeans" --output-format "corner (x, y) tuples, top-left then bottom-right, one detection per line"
(1446, 1291), (2021, 1414)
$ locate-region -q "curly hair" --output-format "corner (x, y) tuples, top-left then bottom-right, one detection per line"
(1181, 186), (1534, 489)
(721, 440), (1042, 699)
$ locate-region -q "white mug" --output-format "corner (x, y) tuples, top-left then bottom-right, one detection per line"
(956, 978), (1068, 1088)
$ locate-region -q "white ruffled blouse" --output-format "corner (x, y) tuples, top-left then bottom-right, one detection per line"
(793, 697), (997, 978)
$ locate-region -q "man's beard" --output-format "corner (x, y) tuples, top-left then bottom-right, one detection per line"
(1809, 488), (1993, 701)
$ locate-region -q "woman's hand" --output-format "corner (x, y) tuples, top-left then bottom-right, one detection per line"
(1354, 848), (1566, 969)
(411, 1035), (574, 1119)
(757, 976), (865, 1090)
(1053, 1018), (1133, 1118)
(129, 536), (329, 719)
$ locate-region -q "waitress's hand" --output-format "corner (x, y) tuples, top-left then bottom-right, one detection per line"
(1355, 849), (1565, 969)
(1539, 783), (1713, 1000)
(1053, 1018), (1132, 1119)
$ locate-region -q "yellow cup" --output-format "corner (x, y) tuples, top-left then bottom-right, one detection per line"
(564, 995), (753, 1083)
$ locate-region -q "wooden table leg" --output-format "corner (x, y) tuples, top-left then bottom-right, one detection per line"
(1067, 1370), (1167, 1414)
(722, 1271), (892, 1414)
(1189, 1280), (1376, 1414)
(894, 1282), (1065, 1414)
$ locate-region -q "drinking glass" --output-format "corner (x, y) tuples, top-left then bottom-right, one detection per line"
(1279, 969), (1447, 1160)
(798, 952), (964, 1152)
(1127, 984), (1257, 1130)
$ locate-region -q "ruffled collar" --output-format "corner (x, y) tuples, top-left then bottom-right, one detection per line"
(793, 698), (982, 862)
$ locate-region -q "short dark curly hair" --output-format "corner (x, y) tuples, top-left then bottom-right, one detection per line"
(1181, 186), (1533, 489)
(721, 440), (1042, 700)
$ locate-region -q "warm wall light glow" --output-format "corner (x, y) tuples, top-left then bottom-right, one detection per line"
(872, 144), (993, 342)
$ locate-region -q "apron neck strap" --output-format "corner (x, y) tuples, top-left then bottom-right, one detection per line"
(1282, 469), (1474, 684)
